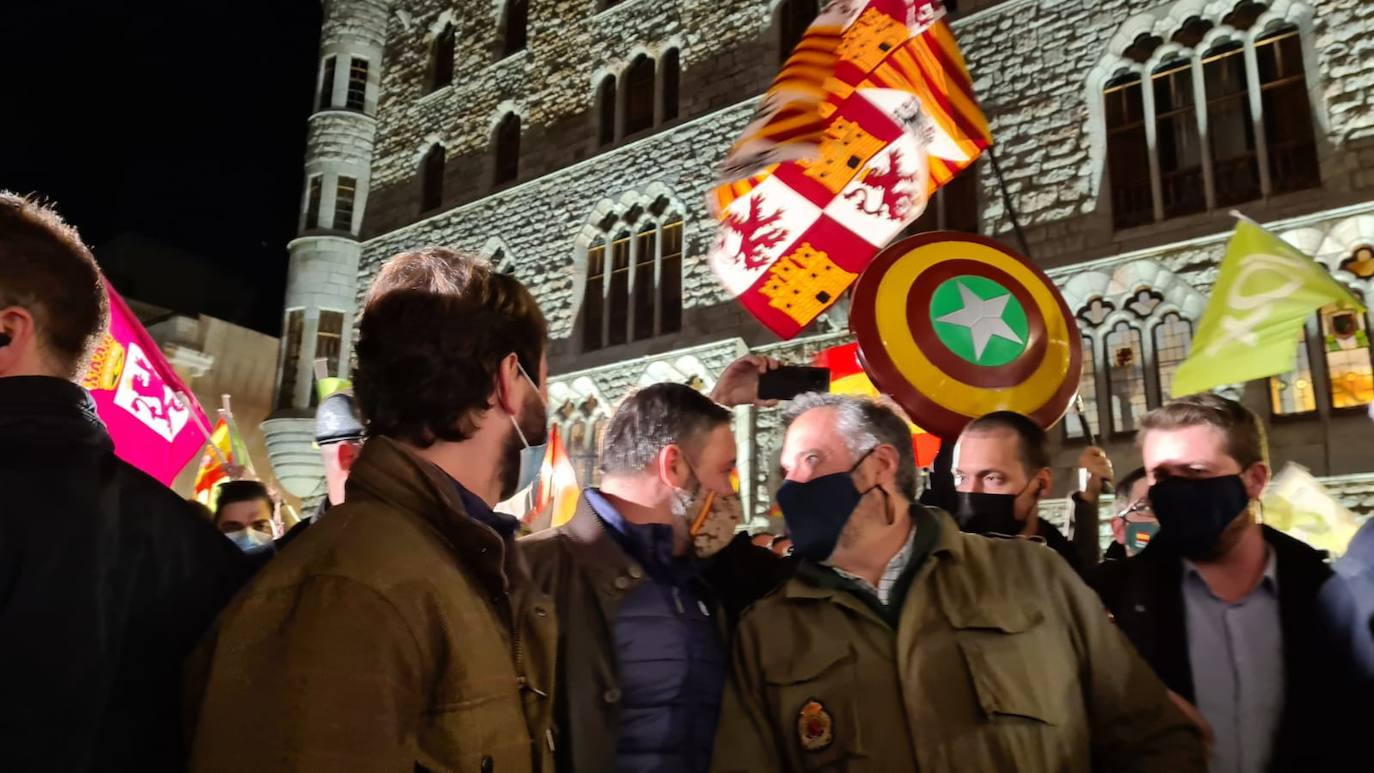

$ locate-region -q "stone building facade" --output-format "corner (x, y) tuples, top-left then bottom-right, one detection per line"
(266, 0), (1374, 529)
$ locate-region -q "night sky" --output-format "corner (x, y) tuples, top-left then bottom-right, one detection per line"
(0, 1), (322, 334)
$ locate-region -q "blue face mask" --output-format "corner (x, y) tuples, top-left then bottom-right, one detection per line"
(228, 528), (273, 554)
(508, 362), (547, 495)
(776, 448), (879, 562)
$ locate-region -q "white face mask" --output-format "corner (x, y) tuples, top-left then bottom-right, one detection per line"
(228, 528), (272, 553)
(507, 361), (547, 493)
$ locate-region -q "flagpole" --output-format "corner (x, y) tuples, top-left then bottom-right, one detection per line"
(221, 394), (258, 477)
(179, 391), (231, 470)
(987, 145), (1033, 259)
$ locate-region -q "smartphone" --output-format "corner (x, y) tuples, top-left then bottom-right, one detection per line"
(758, 366), (831, 401)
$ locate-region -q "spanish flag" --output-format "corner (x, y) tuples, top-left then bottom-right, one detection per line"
(813, 342), (942, 466)
(192, 417), (234, 503)
(528, 425), (581, 530)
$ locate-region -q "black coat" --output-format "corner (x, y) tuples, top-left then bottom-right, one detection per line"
(0, 377), (250, 772)
(1085, 526), (1359, 771)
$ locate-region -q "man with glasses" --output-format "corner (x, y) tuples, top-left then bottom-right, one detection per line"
(1106, 467), (1159, 560)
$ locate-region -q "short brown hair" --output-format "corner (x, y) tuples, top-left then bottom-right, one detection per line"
(0, 193), (107, 376)
(963, 411), (1051, 474)
(1139, 393), (1268, 469)
(354, 247), (547, 447)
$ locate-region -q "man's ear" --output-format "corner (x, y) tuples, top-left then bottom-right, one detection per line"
(0, 307), (37, 377)
(492, 353), (522, 415)
(1033, 468), (1053, 500)
(1243, 461), (1270, 501)
(870, 444), (900, 489)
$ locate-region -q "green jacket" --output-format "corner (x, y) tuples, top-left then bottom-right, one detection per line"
(712, 506), (1205, 773)
(185, 436), (558, 772)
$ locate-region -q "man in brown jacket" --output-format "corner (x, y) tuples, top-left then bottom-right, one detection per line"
(712, 393), (1205, 772)
(187, 248), (558, 772)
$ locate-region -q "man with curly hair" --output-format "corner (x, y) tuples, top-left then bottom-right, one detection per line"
(187, 248), (558, 772)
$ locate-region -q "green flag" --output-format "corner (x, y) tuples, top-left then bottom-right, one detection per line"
(1171, 218), (1364, 398)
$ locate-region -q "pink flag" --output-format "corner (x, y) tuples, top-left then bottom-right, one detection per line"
(77, 281), (210, 485)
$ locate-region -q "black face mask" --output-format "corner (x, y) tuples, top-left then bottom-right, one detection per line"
(953, 480), (1037, 537)
(1149, 474), (1250, 559)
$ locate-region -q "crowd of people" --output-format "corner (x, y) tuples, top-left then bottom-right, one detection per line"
(2, 192), (1372, 772)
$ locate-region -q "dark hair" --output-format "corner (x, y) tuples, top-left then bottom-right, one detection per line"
(1116, 467), (1147, 499)
(0, 193), (107, 376)
(354, 247), (547, 447)
(1139, 393), (1267, 468)
(962, 411), (1051, 474)
(783, 392), (920, 500)
(214, 480), (273, 523)
(600, 382), (733, 475)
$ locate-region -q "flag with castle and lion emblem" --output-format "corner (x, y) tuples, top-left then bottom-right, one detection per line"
(80, 281), (211, 485)
(709, 0), (990, 339)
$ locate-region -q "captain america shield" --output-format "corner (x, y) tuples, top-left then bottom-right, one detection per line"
(849, 231), (1081, 438)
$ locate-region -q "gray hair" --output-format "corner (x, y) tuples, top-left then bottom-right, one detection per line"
(782, 392), (920, 499)
(600, 382), (733, 475)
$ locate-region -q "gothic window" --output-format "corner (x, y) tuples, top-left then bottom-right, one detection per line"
(582, 240), (606, 352)
(318, 56), (337, 110)
(778, 0), (819, 65)
(661, 48), (680, 123)
(597, 76), (616, 147)
(346, 57), (369, 111)
(582, 212), (685, 351)
(1153, 58), (1205, 219)
(1204, 41), (1260, 206)
(607, 234), (631, 347)
(493, 113), (521, 186)
(623, 55), (655, 137)
(333, 176), (356, 231)
(304, 175), (322, 229)
(421, 145), (445, 213)
(1105, 322), (1148, 433)
(1257, 25), (1319, 194)
(316, 310), (345, 383)
(1269, 329), (1316, 415)
(1077, 297), (1114, 328)
(1125, 288), (1164, 318)
(903, 164), (980, 235)
(277, 309), (305, 410)
(1321, 303), (1373, 409)
(1101, 12), (1320, 230)
(1153, 312), (1193, 401)
(1066, 335), (1101, 441)
(501, 0), (528, 58)
(1105, 73), (1152, 229)
(430, 24), (455, 92)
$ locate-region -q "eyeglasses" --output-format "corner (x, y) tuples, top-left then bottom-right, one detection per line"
(1117, 500), (1154, 520)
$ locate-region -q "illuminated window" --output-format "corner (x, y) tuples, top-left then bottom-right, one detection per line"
(1269, 329), (1316, 415)
(660, 218), (683, 335)
(1203, 41), (1260, 207)
(1066, 336), (1101, 440)
(607, 234), (631, 346)
(633, 226), (657, 341)
(1106, 322), (1148, 433)
(314, 310), (345, 408)
(1257, 26), (1319, 194)
(1322, 305), (1373, 409)
(1153, 312), (1193, 402)
(582, 240), (606, 352)
(582, 215), (684, 351)
(333, 176), (356, 232)
(1153, 59), (1205, 219)
(1104, 73), (1152, 229)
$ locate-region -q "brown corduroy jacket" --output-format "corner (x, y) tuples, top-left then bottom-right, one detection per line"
(185, 435), (558, 773)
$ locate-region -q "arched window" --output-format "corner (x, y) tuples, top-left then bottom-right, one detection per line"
(1104, 72), (1152, 229)
(1203, 40), (1259, 206)
(777, 0), (819, 65)
(581, 212), (685, 351)
(1105, 321), (1148, 433)
(1321, 303), (1373, 409)
(421, 145), (445, 213)
(493, 113), (521, 186)
(1257, 24), (1319, 193)
(1066, 335), (1101, 440)
(661, 48), (680, 123)
(430, 24), (455, 92)
(582, 239), (606, 352)
(622, 55), (655, 137)
(1152, 312), (1193, 401)
(597, 75), (616, 147)
(1153, 58), (1204, 219)
(501, 0), (528, 58)
(1270, 328), (1316, 415)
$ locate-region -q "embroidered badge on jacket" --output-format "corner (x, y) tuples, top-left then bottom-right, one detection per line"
(797, 698), (834, 752)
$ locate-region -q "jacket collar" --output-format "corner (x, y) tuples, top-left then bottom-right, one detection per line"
(344, 435), (515, 591)
(0, 376), (111, 451)
(563, 491), (642, 589)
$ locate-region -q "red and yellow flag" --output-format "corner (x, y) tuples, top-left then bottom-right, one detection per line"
(709, 0), (990, 339)
(530, 425), (582, 530)
(813, 342), (942, 466)
(192, 417), (234, 503)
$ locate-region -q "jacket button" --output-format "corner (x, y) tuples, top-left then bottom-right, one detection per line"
(534, 606), (548, 617)
(603, 688), (621, 704)
(480, 755), (494, 772)
(613, 576), (631, 590)
(627, 565), (644, 579)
